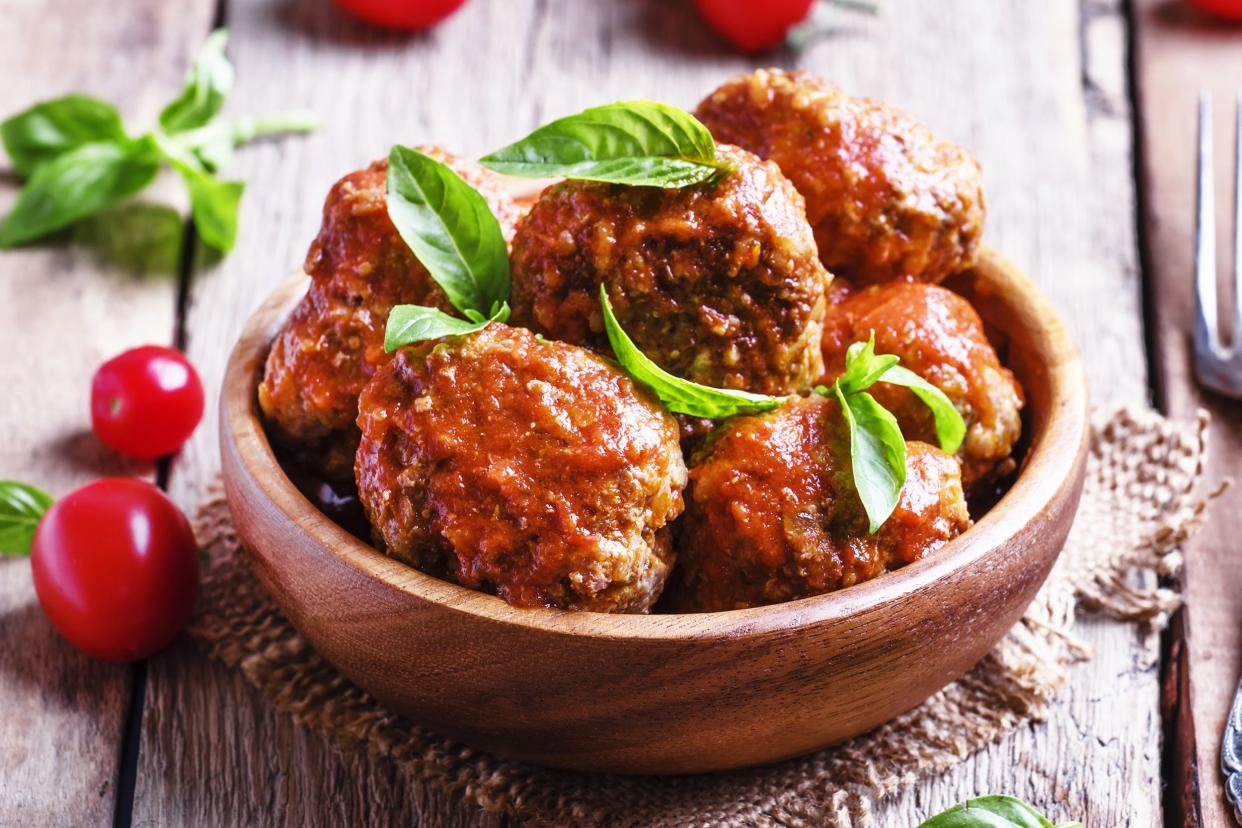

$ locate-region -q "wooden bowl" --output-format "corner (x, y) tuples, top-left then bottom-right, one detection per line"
(219, 246), (1088, 776)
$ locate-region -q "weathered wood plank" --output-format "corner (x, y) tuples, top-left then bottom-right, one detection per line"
(1132, 1), (1242, 824)
(0, 0), (214, 822)
(139, 0), (1155, 825)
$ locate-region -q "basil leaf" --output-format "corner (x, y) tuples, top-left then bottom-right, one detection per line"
(480, 100), (728, 187)
(878, 364), (967, 454)
(834, 385), (906, 534)
(0, 481), (53, 556)
(159, 29), (234, 134)
(384, 302), (510, 352)
(599, 285), (782, 418)
(0, 137), (161, 248)
(170, 159), (243, 251)
(837, 332), (899, 394)
(1, 95), (127, 177)
(386, 145), (511, 318)
(830, 330), (968, 455)
(917, 795), (1081, 828)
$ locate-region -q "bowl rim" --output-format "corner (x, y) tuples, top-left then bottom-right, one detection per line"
(223, 245), (1088, 643)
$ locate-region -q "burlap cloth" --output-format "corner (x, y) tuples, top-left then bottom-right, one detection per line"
(189, 406), (1222, 827)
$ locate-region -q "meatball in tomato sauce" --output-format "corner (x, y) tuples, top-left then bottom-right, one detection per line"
(696, 69), (985, 286)
(678, 395), (970, 612)
(258, 147), (523, 483)
(509, 144), (831, 396)
(820, 281), (1024, 490)
(355, 324), (687, 613)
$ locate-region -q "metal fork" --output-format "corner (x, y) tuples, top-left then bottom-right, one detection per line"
(1193, 91), (1242, 398)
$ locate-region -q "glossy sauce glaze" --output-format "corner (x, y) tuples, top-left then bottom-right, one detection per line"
(696, 69), (985, 286)
(258, 148), (523, 483)
(677, 394), (970, 611)
(354, 324), (687, 612)
(509, 144), (831, 395)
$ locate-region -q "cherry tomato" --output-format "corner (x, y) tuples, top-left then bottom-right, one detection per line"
(91, 345), (204, 460)
(694, 0), (814, 53)
(31, 478), (199, 662)
(331, 0), (467, 30)
(1188, 0), (1242, 19)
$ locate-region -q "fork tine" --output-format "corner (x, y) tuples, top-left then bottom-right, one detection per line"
(1232, 90), (1242, 352)
(1195, 90), (1220, 358)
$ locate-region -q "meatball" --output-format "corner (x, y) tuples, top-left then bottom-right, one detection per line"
(820, 281), (1024, 489)
(354, 324), (687, 613)
(678, 395), (970, 612)
(508, 143), (831, 395)
(258, 147), (524, 482)
(695, 69), (985, 286)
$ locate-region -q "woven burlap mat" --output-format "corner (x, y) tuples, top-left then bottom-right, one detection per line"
(189, 406), (1222, 827)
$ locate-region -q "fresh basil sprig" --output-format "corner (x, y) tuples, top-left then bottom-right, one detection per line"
(598, 285), (783, 418)
(917, 794), (1082, 828)
(0, 481), (53, 556)
(0, 95), (127, 177)
(0, 29), (315, 252)
(480, 101), (732, 188)
(387, 145), (510, 318)
(383, 146), (513, 352)
(0, 138), (163, 248)
(158, 29), (234, 135)
(833, 384), (905, 533)
(815, 333), (967, 532)
(384, 304), (510, 352)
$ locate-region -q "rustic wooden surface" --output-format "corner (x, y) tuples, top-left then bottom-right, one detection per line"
(1133, 1), (1242, 824)
(0, 0), (1232, 824)
(0, 0), (212, 823)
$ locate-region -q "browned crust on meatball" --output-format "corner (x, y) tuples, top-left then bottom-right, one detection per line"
(678, 395), (970, 611)
(508, 144), (831, 395)
(695, 69), (985, 286)
(819, 281), (1024, 490)
(354, 324), (687, 613)
(258, 147), (523, 483)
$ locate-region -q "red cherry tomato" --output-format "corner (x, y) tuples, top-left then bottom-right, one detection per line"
(31, 478), (199, 662)
(331, 0), (467, 30)
(1188, 0), (1242, 19)
(693, 0), (814, 53)
(91, 345), (204, 460)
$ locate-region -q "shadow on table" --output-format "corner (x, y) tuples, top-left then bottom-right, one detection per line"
(46, 428), (155, 480)
(631, 0), (738, 59)
(633, 0), (876, 61)
(68, 203), (188, 279)
(1150, 0), (1242, 30)
(0, 598), (130, 705)
(0, 196), (188, 282)
(266, 0), (435, 49)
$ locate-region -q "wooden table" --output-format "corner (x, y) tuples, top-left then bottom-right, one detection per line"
(0, 0), (1237, 824)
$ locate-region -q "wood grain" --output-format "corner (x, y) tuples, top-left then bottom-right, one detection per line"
(1132, 1), (1242, 824)
(136, 0), (1157, 822)
(0, 0), (213, 822)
